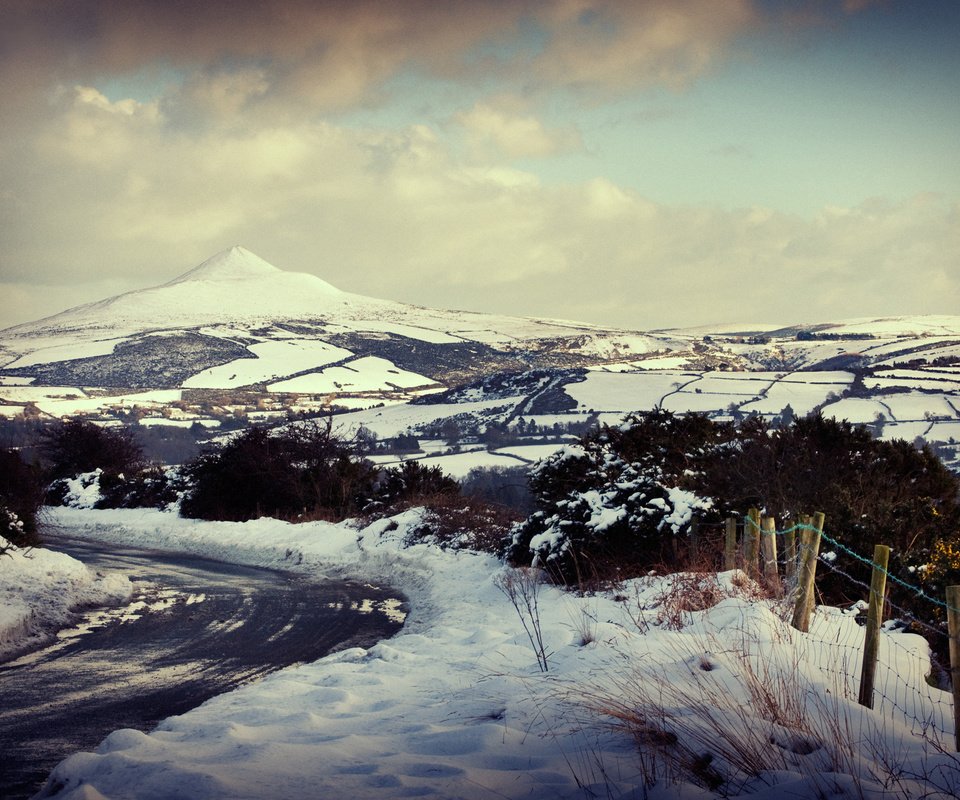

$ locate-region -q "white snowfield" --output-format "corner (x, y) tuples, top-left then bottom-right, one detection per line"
(8, 507), (956, 800)
(268, 356), (438, 394)
(183, 340), (354, 389)
(0, 536), (132, 661)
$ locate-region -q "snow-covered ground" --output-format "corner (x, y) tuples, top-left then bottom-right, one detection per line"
(2, 508), (956, 800)
(0, 536), (131, 661)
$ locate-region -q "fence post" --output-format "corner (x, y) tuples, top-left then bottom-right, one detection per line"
(791, 512), (825, 633)
(745, 508), (761, 580)
(689, 515), (700, 562)
(947, 585), (960, 752)
(760, 516), (780, 594)
(723, 516), (737, 571)
(784, 518), (798, 584)
(858, 544), (890, 708)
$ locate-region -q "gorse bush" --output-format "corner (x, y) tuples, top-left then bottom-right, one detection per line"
(96, 466), (184, 510)
(509, 411), (960, 611)
(180, 420), (377, 522)
(507, 413), (720, 581)
(0, 448), (43, 548)
(371, 460), (460, 509)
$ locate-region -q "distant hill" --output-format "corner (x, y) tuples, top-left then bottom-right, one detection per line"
(0, 246), (676, 392)
(1, 247), (958, 474)
(3, 246), (958, 394)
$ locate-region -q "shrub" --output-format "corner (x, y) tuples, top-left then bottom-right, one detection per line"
(180, 420), (376, 522)
(509, 411), (960, 608)
(0, 448), (43, 548)
(372, 460), (460, 508)
(703, 414), (960, 612)
(96, 466), (185, 510)
(41, 419), (144, 480)
(508, 412), (727, 580)
(508, 435), (715, 582)
(398, 493), (522, 554)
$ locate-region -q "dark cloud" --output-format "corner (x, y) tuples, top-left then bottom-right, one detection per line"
(0, 1), (765, 114)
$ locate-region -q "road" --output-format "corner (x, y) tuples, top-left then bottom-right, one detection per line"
(0, 530), (407, 799)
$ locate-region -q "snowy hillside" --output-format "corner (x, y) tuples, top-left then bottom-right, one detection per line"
(0, 247), (673, 393)
(2, 248), (958, 399)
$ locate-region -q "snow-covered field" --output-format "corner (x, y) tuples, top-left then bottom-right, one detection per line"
(268, 356), (437, 394)
(3, 508), (957, 800)
(183, 340), (354, 389)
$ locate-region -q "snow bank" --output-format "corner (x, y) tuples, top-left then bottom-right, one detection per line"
(24, 508), (960, 800)
(0, 536), (132, 661)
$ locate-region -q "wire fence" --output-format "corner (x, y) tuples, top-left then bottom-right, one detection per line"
(722, 513), (960, 746)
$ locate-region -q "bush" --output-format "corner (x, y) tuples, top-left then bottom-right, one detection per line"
(372, 460), (460, 508)
(507, 425), (716, 581)
(41, 419), (144, 480)
(0, 448), (43, 548)
(96, 466), (185, 510)
(180, 420), (376, 522)
(396, 493), (522, 554)
(509, 411), (960, 605)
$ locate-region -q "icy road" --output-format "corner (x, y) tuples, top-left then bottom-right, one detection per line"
(0, 529), (406, 799)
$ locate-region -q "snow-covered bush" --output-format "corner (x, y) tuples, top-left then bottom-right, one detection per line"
(97, 465), (184, 510)
(45, 470), (105, 509)
(508, 414), (719, 581)
(46, 465), (184, 511)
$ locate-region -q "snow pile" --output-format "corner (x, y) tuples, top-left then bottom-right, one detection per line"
(20, 507), (959, 800)
(0, 536), (132, 660)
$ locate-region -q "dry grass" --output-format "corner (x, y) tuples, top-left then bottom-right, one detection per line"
(575, 618), (960, 799)
(622, 569), (769, 633)
(494, 567), (551, 672)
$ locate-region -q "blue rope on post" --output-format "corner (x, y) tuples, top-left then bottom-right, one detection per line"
(742, 514), (960, 616)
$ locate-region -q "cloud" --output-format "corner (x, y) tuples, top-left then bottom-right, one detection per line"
(1, 87), (955, 331)
(531, 0), (760, 93)
(454, 98), (582, 158)
(0, 0), (765, 119)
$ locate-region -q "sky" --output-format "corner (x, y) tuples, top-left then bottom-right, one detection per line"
(0, 0), (958, 332)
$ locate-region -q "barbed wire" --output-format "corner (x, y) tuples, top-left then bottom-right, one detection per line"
(677, 514), (960, 743)
(742, 514), (960, 615)
(811, 553), (950, 640)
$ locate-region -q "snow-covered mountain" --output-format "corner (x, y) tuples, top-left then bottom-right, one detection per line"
(1, 246), (958, 401)
(1, 246), (601, 337)
(0, 247), (676, 391)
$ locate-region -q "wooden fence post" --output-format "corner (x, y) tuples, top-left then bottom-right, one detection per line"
(760, 516), (780, 594)
(858, 544), (890, 708)
(791, 512), (825, 633)
(689, 515), (700, 563)
(784, 518), (798, 584)
(947, 585), (960, 752)
(723, 516), (737, 571)
(745, 508), (761, 580)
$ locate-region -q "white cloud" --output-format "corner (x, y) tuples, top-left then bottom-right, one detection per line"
(1, 89), (955, 332)
(454, 99), (583, 158)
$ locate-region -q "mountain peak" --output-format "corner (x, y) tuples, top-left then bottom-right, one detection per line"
(164, 246), (285, 285)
